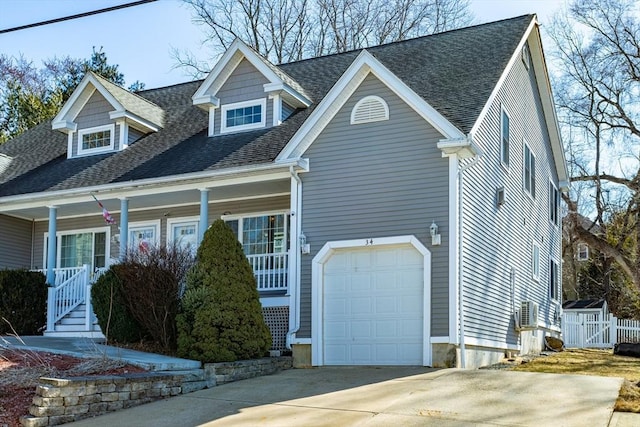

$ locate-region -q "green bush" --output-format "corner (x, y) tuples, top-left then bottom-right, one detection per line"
(91, 266), (144, 343)
(177, 219), (272, 362)
(0, 269), (47, 335)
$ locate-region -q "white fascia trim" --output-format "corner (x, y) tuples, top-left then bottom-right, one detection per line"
(430, 336), (451, 344)
(448, 155), (459, 344)
(109, 111), (160, 132)
(437, 136), (481, 159)
(192, 95), (220, 109)
(0, 159), (309, 211)
(260, 296), (289, 307)
(263, 82), (312, 107)
(52, 120), (77, 133)
(311, 235), (431, 367)
(277, 50), (464, 161)
(290, 338), (311, 345)
(464, 337), (520, 351)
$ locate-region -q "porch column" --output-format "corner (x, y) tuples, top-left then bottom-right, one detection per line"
(119, 198), (129, 260)
(199, 188), (209, 244)
(46, 206), (57, 286)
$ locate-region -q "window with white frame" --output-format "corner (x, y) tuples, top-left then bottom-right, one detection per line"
(524, 142), (536, 198)
(549, 258), (559, 300)
(44, 228), (108, 271)
(220, 98), (266, 133)
(224, 212), (289, 255)
(577, 243), (589, 261)
(501, 107), (510, 166)
(532, 242), (540, 281)
(549, 182), (560, 226)
(78, 124), (115, 155)
(129, 221), (160, 253)
(167, 218), (199, 253)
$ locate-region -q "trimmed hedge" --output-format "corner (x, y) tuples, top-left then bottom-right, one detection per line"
(91, 266), (145, 343)
(0, 269), (47, 335)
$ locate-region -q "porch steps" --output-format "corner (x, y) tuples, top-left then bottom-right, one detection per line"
(44, 304), (105, 339)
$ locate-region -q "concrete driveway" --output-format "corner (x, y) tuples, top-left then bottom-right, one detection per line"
(70, 366), (623, 426)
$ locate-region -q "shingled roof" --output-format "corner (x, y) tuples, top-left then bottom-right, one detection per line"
(0, 15), (534, 198)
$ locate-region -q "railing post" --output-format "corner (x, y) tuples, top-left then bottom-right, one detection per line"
(46, 287), (55, 332)
(611, 315), (617, 347)
(83, 265), (92, 331)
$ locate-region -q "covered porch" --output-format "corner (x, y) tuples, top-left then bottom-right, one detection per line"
(2, 162), (306, 339)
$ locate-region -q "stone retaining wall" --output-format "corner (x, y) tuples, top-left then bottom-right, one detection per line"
(20, 357), (292, 427)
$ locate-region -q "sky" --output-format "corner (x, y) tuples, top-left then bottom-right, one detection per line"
(1, 0), (568, 89)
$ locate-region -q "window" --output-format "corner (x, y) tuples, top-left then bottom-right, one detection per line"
(524, 142), (536, 198)
(167, 218), (199, 253)
(532, 243), (540, 281)
(351, 96), (389, 124)
(129, 221), (160, 252)
(549, 182), (560, 226)
(501, 107), (510, 166)
(224, 212), (289, 255)
(77, 124), (115, 155)
(44, 228), (109, 271)
(220, 98), (266, 133)
(577, 243), (589, 261)
(549, 259), (559, 300)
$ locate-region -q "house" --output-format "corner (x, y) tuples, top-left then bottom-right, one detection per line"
(0, 15), (567, 368)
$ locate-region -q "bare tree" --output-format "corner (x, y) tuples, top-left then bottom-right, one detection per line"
(175, 0), (472, 76)
(552, 0), (640, 289)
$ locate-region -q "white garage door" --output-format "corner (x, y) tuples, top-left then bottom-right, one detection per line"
(323, 244), (424, 365)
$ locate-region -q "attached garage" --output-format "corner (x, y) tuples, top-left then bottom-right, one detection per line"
(312, 236), (431, 366)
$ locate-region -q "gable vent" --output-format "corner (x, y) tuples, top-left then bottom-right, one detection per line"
(350, 96), (389, 125)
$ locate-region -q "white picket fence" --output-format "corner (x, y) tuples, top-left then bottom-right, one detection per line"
(562, 312), (640, 348)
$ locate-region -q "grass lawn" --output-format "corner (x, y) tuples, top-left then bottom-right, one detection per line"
(508, 348), (640, 412)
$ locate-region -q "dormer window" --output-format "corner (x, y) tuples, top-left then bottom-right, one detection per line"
(221, 98), (266, 133)
(78, 124), (115, 156)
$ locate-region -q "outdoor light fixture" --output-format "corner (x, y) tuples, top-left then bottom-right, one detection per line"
(300, 231), (310, 254)
(430, 221), (441, 246)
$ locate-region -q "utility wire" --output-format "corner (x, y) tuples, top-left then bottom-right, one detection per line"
(0, 0), (158, 34)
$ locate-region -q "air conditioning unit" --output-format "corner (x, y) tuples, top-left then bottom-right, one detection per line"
(516, 301), (539, 330)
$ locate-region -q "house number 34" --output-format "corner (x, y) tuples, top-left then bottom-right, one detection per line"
(365, 239), (374, 246)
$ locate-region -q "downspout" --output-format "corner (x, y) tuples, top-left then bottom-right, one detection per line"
(457, 138), (482, 369)
(286, 165), (302, 348)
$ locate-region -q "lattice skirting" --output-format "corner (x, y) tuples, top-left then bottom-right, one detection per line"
(262, 306), (289, 351)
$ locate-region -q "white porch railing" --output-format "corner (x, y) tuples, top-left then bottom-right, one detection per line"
(562, 312), (640, 348)
(247, 252), (288, 291)
(37, 265), (91, 332)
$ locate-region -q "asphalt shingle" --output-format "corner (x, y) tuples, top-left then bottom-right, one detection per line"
(0, 15), (533, 197)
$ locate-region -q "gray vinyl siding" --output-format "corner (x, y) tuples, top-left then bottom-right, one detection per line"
(71, 91), (119, 157)
(463, 43), (562, 346)
(32, 195), (289, 268)
(282, 102), (295, 121)
(128, 127), (145, 145)
(214, 59), (272, 135)
(298, 73), (450, 338)
(0, 214), (32, 269)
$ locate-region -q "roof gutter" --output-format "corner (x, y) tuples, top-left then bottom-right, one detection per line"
(0, 159), (309, 209)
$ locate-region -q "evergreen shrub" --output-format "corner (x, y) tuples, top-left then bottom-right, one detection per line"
(91, 266), (144, 343)
(0, 269), (47, 335)
(177, 219), (272, 362)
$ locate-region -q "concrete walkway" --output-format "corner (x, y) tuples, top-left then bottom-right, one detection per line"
(0, 336), (199, 371)
(66, 366), (625, 427)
